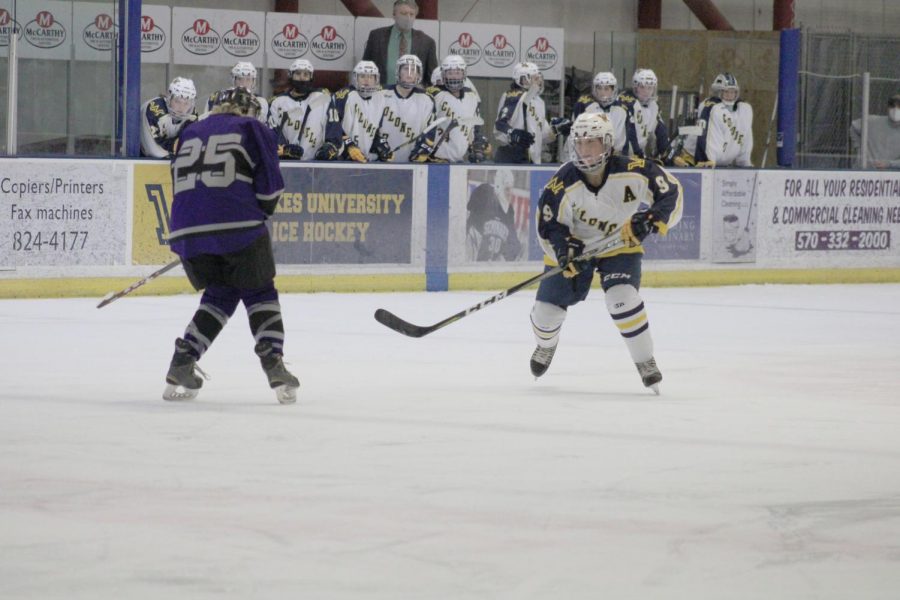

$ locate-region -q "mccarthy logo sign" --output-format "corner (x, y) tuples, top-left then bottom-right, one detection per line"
(222, 20), (260, 57)
(271, 22), (309, 59)
(525, 36), (558, 70)
(310, 25), (346, 61)
(448, 32), (481, 65)
(483, 33), (516, 68)
(181, 18), (219, 55)
(140, 15), (166, 52)
(24, 10), (67, 49)
(0, 9), (23, 47)
(82, 13), (117, 51)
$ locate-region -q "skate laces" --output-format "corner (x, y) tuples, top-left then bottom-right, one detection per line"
(533, 345), (556, 364)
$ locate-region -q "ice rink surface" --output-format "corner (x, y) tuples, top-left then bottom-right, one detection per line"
(2, 283), (900, 599)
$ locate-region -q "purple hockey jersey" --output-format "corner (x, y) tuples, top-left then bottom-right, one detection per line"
(168, 113), (285, 258)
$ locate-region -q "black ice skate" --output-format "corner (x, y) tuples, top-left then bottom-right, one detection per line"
(530, 344), (557, 379)
(255, 342), (300, 404)
(636, 357), (662, 395)
(163, 338), (206, 401)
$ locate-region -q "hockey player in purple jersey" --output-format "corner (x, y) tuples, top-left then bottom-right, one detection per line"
(163, 87), (300, 404)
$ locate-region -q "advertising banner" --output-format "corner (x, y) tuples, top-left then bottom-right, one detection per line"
(439, 22), (520, 78)
(73, 2), (117, 62)
(642, 171), (702, 260)
(140, 4), (170, 64)
(710, 169), (758, 263)
(519, 27), (563, 81)
(449, 166), (533, 266)
(0, 160), (128, 267)
(756, 170), (900, 267)
(173, 7), (265, 67)
(265, 12), (354, 71)
(353, 16), (440, 66)
(272, 165), (414, 265)
(0, 0), (72, 60)
(132, 162), (176, 265)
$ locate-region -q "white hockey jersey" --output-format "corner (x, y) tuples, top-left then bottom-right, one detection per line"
(683, 98), (754, 167)
(495, 88), (554, 164)
(380, 87), (435, 163)
(537, 156), (683, 262)
(326, 87), (388, 161)
(429, 85), (481, 163)
(268, 89), (330, 161)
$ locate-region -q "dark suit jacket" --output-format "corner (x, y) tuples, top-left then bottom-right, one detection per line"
(362, 26), (438, 85)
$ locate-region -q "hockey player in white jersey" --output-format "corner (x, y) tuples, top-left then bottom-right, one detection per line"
(569, 72), (630, 153)
(381, 54), (435, 163)
(319, 60), (392, 162)
(268, 59), (330, 161)
(494, 62), (569, 164)
(619, 68), (670, 159)
(528, 112), (683, 393)
(204, 62), (269, 125)
(423, 54), (489, 163)
(677, 72), (753, 167)
(140, 77), (198, 159)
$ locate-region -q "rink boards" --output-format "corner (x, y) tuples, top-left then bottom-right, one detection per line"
(1, 158), (899, 299)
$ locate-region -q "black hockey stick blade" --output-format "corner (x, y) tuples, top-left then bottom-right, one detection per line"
(374, 308), (443, 338)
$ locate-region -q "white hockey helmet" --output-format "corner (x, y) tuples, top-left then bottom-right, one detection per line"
(632, 68), (658, 104)
(289, 59), (314, 78)
(441, 54), (467, 92)
(430, 66), (443, 87)
(592, 72), (618, 106)
(396, 54), (423, 89)
(352, 60), (380, 98)
(711, 72), (740, 106)
(167, 77), (196, 118)
(231, 62), (257, 91)
(569, 112), (614, 174)
(513, 61), (542, 91)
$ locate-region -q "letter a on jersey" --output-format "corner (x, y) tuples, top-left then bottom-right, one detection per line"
(623, 186), (637, 203)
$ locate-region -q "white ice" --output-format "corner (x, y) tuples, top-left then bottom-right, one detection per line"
(2, 283), (900, 599)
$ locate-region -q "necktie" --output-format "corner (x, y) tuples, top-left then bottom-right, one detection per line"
(399, 32), (408, 56)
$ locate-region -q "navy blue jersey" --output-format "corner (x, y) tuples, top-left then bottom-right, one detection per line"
(168, 113), (284, 259)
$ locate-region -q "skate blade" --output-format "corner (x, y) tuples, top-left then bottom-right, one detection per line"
(274, 384), (298, 404)
(649, 383), (660, 395)
(162, 384), (199, 401)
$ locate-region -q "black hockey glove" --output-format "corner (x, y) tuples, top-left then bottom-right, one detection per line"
(556, 236), (586, 279)
(622, 211), (662, 247)
(509, 129), (535, 149)
(315, 141), (342, 161)
(550, 117), (572, 136)
(371, 133), (394, 162)
(279, 143), (304, 159)
(468, 135), (491, 163)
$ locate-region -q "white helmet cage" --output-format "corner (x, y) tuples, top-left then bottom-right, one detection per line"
(632, 68), (658, 103)
(513, 61), (541, 91)
(231, 62), (257, 91)
(592, 72), (618, 106)
(396, 54), (423, 89)
(711, 72), (740, 105)
(441, 54), (467, 92)
(569, 112), (615, 174)
(167, 77), (197, 118)
(352, 60), (381, 98)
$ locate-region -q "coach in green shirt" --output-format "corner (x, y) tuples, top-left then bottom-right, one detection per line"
(362, 0), (438, 86)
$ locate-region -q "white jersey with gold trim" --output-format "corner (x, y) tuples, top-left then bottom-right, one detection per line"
(380, 87), (435, 162)
(429, 86), (481, 163)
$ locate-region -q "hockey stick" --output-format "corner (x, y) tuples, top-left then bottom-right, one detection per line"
(96, 259), (180, 309)
(390, 116), (484, 153)
(374, 231), (625, 338)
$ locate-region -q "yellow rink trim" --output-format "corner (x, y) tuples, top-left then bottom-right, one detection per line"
(0, 273), (426, 300)
(449, 268), (900, 290)
(3, 268), (900, 300)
